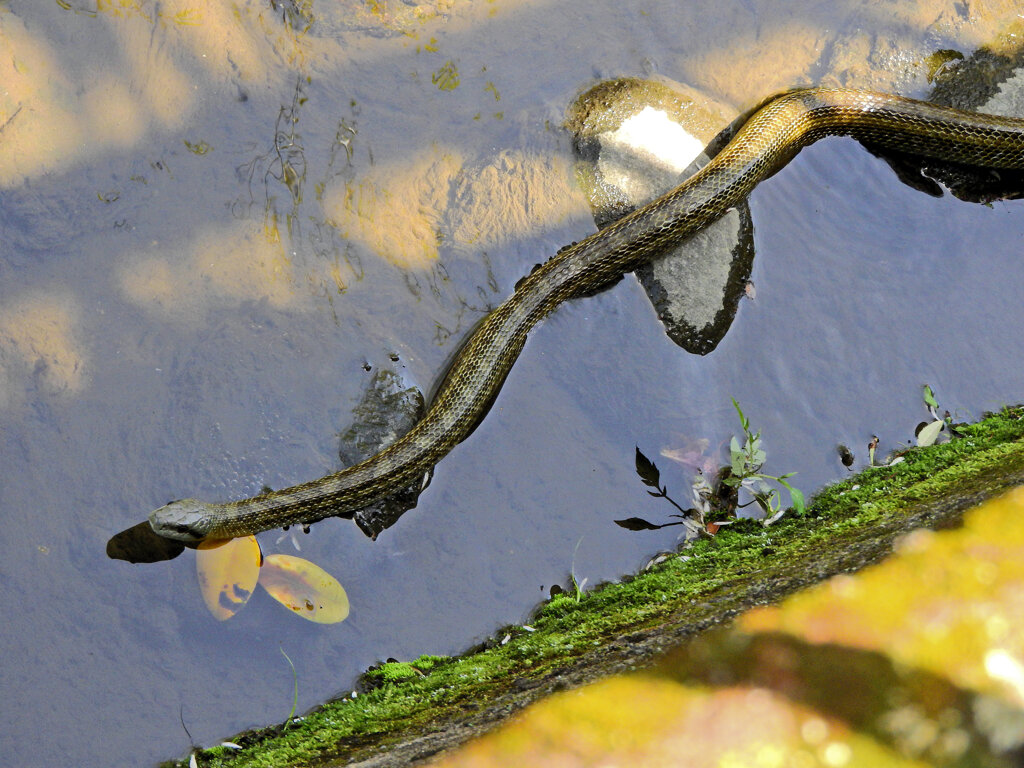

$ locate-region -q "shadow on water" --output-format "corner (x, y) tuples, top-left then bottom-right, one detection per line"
(107, 521), (186, 564)
(4, 2), (1024, 766)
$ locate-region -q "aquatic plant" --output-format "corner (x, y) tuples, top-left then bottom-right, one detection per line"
(720, 398), (805, 525)
(620, 399), (804, 533)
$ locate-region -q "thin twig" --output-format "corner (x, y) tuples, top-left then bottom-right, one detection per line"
(0, 105), (24, 136)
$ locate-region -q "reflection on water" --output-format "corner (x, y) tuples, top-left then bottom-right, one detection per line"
(433, 488), (1024, 767)
(3, 2), (1024, 766)
(106, 520), (186, 563)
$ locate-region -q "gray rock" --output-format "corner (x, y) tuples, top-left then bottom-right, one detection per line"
(566, 77), (754, 354)
(338, 366), (428, 539)
(635, 199), (755, 355)
(869, 43), (1024, 203)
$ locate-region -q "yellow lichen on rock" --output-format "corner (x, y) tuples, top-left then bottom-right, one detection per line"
(430, 677), (921, 768)
(431, 486), (1024, 766)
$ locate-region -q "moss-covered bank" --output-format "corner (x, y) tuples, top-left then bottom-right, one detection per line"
(166, 406), (1024, 768)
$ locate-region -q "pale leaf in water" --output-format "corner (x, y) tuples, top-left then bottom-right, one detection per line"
(195, 536), (261, 620)
(259, 554), (349, 624)
(916, 419), (944, 447)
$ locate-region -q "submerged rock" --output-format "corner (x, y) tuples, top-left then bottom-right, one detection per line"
(870, 39), (1024, 203)
(338, 366), (428, 539)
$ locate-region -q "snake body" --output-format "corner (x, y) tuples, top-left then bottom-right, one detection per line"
(149, 88), (1024, 542)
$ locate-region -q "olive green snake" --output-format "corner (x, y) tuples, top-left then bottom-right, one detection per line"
(148, 87), (1024, 542)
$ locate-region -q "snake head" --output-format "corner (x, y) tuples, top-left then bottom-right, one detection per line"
(148, 499), (216, 542)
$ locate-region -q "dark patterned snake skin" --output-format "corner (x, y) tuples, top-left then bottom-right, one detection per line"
(148, 88), (1024, 542)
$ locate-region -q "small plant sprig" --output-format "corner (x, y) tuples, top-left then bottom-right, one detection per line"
(720, 398), (805, 525)
(569, 536), (588, 603)
(916, 384), (962, 447)
(620, 399), (804, 535)
(624, 447), (707, 536)
(280, 646), (299, 727)
(860, 385), (960, 470)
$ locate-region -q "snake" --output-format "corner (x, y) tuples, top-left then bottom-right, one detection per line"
(148, 87), (1024, 542)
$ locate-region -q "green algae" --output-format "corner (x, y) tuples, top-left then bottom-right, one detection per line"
(166, 406), (1024, 768)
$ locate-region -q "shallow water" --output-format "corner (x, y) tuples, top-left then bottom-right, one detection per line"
(1, 1), (1023, 765)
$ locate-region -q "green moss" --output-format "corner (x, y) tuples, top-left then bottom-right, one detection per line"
(360, 655), (452, 687)
(167, 406), (1024, 768)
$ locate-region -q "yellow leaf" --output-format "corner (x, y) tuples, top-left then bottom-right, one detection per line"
(259, 554), (349, 624)
(195, 536), (261, 620)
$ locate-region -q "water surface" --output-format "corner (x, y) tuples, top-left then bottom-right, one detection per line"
(1, 1), (1023, 765)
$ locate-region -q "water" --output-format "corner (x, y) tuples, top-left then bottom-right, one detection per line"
(1, 1), (1022, 765)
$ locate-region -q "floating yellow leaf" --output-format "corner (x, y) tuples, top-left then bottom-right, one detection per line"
(195, 536), (261, 620)
(259, 554), (349, 624)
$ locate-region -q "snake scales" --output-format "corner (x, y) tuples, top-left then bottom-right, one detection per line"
(148, 87), (1024, 542)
